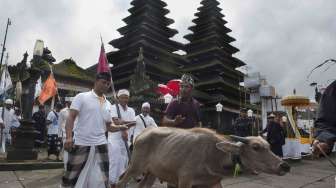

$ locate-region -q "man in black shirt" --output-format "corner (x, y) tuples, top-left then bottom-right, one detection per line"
(313, 80), (336, 157)
(234, 108), (252, 137)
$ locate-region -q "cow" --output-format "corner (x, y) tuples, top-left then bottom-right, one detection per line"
(116, 127), (290, 188)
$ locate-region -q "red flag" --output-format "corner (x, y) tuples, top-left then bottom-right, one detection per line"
(38, 73), (57, 105)
(156, 84), (172, 95)
(156, 79), (181, 97)
(97, 43), (110, 73)
(166, 79), (181, 97)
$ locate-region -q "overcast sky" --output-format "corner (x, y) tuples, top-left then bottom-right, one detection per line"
(1, 0), (335, 98)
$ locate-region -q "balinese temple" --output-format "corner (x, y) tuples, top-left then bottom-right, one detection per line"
(104, 0), (188, 116)
(182, 0), (247, 132)
(88, 0), (250, 131)
(107, 0), (184, 88)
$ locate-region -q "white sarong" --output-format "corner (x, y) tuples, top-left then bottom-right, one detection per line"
(108, 132), (129, 184)
(75, 146), (106, 188)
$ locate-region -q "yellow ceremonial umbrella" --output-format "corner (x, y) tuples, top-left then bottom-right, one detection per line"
(281, 95), (312, 144)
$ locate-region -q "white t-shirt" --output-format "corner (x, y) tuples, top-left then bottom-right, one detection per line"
(130, 114), (158, 143)
(0, 108), (19, 134)
(47, 111), (59, 135)
(108, 104), (136, 142)
(58, 107), (69, 138)
(72, 90), (112, 146)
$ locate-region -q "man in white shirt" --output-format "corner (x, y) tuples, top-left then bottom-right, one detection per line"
(46, 103), (63, 160)
(58, 99), (72, 169)
(62, 73), (129, 188)
(58, 100), (71, 140)
(108, 89), (136, 188)
(130, 102), (157, 146)
(0, 99), (20, 153)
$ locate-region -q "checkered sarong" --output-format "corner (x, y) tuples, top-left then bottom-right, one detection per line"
(61, 144), (109, 188)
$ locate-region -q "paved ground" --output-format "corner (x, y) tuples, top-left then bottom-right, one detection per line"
(0, 157), (335, 188)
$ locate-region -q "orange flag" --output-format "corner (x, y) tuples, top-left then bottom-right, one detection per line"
(38, 73), (57, 105)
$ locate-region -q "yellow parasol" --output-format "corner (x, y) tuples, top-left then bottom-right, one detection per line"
(281, 95), (310, 107)
(281, 95), (312, 143)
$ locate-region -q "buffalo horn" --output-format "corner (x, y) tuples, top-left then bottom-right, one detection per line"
(229, 135), (249, 144)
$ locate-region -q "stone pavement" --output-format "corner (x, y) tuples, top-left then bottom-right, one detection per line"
(0, 157), (335, 188)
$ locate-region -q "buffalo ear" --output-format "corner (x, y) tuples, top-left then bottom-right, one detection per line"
(216, 141), (243, 155)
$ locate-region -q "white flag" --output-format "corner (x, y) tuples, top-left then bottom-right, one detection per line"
(34, 76), (42, 98)
(0, 66), (12, 95)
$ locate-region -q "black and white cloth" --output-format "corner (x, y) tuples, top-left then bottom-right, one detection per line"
(47, 111), (61, 156)
(62, 144), (109, 188)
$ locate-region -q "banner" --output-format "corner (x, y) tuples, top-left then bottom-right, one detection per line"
(38, 73), (57, 105)
(0, 66), (12, 95)
(97, 43), (110, 73)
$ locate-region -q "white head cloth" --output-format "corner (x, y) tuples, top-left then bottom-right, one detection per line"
(142, 102), (150, 109)
(117, 89), (130, 97)
(5, 99), (13, 105)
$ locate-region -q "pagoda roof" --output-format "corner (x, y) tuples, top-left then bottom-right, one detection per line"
(108, 40), (184, 67)
(128, 3), (169, 15)
(192, 12), (227, 26)
(186, 43), (238, 58)
(184, 32), (234, 45)
(185, 47), (245, 67)
(191, 89), (214, 101)
(111, 27), (181, 52)
(196, 7), (224, 18)
(199, 84), (241, 99)
(110, 54), (180, 78)
(205, 95), (242, 108)
(123, 12), (174, 27)
(188, 19), (232, 33)
(107, 48), (184, 68)
(131, 0), (168, 9)
(186, 23), (233, 41)
(182, 59), (244, 79)
(195, 76), (241, 94)
(200, 0), (220, 7)
(118, 21), (177, 38)
(184, 35), (238, 54)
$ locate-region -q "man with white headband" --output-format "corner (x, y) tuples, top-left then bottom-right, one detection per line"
(129, 102), (157, 150)
(108, 89), (136, 188)
(0, 98), (20, 153)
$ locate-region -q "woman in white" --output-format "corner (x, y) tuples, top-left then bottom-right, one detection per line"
(108, 89), (136, 188)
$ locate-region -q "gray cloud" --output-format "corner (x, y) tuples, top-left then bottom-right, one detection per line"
(1, 0), (335, 99)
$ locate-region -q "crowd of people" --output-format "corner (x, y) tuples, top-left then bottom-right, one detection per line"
(0, 71), (334, 188)
(61, 72), (162, 188)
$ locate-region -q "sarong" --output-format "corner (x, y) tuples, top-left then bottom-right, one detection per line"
(61, 144), (109, 188)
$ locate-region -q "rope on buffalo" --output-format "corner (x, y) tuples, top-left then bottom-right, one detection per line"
(316, 144), (336, 169)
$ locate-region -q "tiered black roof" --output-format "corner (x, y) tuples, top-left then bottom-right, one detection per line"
(183, 0), (245, 108)
(107, 0), (185, 89)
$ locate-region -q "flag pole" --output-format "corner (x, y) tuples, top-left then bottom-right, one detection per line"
(100, 36), (131, 159)
(51, 96), (55, 110)
(0, 18), (11, 68)
(100, 35), (117, 99)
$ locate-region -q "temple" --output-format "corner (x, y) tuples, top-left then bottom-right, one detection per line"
(89, 0), (249, 130)
(182, 0), (247, 131)
(106, 0), (185, 89)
